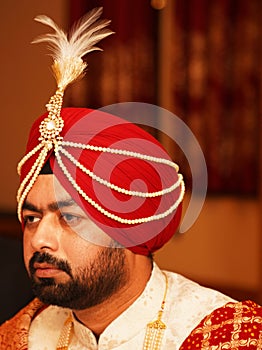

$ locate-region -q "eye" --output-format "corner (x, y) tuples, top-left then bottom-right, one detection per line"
(61, 213), (81, 226)
(23, 215), (40, 226)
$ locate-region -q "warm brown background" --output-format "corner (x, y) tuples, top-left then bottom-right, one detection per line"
(0, 0), (261, 322)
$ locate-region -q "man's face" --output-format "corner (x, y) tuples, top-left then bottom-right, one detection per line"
(22, 174), (128, 310)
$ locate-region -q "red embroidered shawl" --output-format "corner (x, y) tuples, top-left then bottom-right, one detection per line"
(0, 299), (261, 349)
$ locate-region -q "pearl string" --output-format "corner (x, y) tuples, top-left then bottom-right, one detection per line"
(17, 146), (50, 222)
(17, 84), (185, 224)
(17, 86), (64, 221)
(17, 131), (185, 224)
(17, 145), (45, 200)
(62, 141), (179, 171)
(54, 144), (185, 225)
(17, 143), (44, 176)
(58, 144), (182, 198)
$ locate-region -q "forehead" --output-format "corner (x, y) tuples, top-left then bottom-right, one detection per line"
(25, 174), (73, 207)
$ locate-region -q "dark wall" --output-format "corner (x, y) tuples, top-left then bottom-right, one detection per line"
(0, 236), (33, 324)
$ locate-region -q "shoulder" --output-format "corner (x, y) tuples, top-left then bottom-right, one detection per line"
(159, 268), (237, 342)
(0, 298), (45, 349)
(180, 300), (262, 349)
(28, 302), (71, 349)
(164, 269), (235, 309)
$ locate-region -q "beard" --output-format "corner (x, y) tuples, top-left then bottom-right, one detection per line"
(28, 247), (127, 310)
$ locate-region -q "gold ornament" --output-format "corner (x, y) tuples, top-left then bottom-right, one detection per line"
(55, 273), (169, 350)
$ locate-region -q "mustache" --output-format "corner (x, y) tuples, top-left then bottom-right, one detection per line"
(29, 251), (73, 278)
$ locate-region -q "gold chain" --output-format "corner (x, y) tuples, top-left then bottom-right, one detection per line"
(55, 272), (168, 350)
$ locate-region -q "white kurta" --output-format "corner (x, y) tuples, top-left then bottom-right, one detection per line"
(28, 263), (234, 349)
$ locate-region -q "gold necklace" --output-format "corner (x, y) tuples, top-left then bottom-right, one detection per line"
(56, 272), (168, 350)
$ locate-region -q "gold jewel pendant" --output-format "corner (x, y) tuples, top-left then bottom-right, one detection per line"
(143, 311), (167, 350)
(143, 272), (168, 350)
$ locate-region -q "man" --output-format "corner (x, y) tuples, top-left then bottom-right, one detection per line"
(0, 7), (261, 350)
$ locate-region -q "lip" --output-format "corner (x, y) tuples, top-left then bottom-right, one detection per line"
(33, 263), (62, 278)
(34, 263), (57, 270)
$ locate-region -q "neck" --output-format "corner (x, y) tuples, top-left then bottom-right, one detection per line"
(73, 254), (153, 336)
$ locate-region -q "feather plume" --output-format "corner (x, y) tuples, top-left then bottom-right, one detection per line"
(32, 7), (114, 90)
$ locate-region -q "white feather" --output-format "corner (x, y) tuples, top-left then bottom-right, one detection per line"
(32, 7), (114, 89)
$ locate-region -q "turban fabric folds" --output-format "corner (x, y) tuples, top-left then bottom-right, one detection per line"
(20, 108), (183, 256)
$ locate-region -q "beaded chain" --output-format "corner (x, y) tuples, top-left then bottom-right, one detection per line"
(17, 127), (185, 223)
(54, 142), (185, 225)
(59, 142), (182, 197)
(16, 86), (185, 224)
(16, 88), (65, 221)
(16, 8), (185, 224)
(55, 272), (169, 350)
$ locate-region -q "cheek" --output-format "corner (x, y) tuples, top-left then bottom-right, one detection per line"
(65, 240), (87, 264)
(72, 219), (113, 248)
(63, 238), (99, 269)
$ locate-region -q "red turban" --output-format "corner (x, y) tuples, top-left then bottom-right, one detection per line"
(20, 108), (183, 256)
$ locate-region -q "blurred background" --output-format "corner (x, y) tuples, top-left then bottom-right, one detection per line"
(0, 0), (261, 323)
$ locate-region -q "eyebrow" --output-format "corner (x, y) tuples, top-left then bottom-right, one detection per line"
(22, 198), (77, 213)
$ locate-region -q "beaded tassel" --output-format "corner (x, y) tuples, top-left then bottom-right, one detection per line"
(143, 273), (168, 350)
(143, 311), (167, 350)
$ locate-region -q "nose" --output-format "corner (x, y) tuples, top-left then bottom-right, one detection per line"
(30, 215), (60, 252)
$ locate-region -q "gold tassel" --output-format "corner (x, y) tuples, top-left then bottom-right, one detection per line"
(143, 310), (167, 350)
(143, 273), (168, 350)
